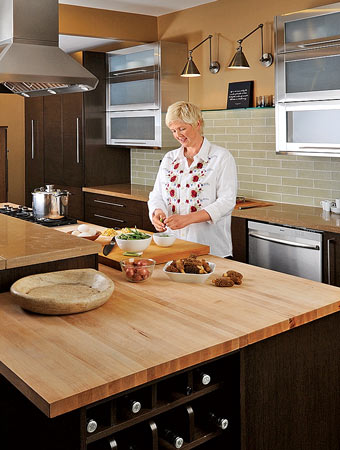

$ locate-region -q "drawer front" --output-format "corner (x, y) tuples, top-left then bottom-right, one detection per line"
(85, 193), (143, 215)
(85, 205), (143, 229)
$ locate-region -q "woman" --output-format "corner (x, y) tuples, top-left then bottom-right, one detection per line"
(148, 101), (237, 257)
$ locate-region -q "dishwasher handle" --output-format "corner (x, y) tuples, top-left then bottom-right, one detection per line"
(248, 231), (320, 250)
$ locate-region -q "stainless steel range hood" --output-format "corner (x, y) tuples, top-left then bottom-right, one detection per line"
(0, 0), (98, 97)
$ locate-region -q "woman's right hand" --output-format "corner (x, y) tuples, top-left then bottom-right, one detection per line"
(152, 209), (167, 232)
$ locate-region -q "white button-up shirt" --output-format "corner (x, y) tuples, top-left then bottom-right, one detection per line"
(148, 138), (237, 257)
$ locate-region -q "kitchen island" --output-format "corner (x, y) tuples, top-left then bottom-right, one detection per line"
(0, 257), (339, 450)
(0, 211), (101, 292)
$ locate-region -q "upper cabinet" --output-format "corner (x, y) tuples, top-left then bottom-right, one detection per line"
(106, 41), (188, 149)
(107, 43), (160, 111)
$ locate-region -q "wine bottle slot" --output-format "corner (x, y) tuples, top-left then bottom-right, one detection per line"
(129, 399), (142, 414)
(208, 411), (229, 430)
(159, 427), (184, 449)
(86, 418), (98, 433)
(195, 370), (211, 386)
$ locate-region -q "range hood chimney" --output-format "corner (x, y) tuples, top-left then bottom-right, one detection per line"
(0, 0), (98, 97)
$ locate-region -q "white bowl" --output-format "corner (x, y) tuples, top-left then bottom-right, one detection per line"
(115, 234), (152, 253)
(331, 206), (340, 214)
(163, 261), (216, 284)
(153, 232), (177, 247)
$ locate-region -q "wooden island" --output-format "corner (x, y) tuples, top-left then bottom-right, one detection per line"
(0, 255), (339, 450)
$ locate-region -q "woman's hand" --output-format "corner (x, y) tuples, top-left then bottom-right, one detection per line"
(164, 214), (191, 230)
(152, 209), (167, 232)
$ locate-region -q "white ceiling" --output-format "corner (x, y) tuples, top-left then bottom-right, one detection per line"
(59, 0), (217, 17)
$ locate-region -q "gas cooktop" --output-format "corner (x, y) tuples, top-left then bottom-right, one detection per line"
(0, 205), (77, 227)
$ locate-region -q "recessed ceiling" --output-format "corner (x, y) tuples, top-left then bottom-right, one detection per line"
(59, 0), (217, 17)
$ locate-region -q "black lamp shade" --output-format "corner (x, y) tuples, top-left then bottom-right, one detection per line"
(228, 48), (250, 69)
(181, 58), (201, 77)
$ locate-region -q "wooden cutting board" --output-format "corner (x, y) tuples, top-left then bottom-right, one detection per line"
(234, 200), (273, 210)
(98, 238), (210, 270)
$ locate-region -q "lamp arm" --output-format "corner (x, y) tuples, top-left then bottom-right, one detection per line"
(238, 24), (263, 45)
(189, 34), (213, 53)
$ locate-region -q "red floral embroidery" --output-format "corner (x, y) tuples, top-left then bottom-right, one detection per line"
(170, 175), (176, 182)
(180, 170), (183, 174)
(172, 205), (176, 213)
(177, 199), (180, 203)
(170, 190), (175, 197)
(197, 162), (203, 169)
(177, 184), (181, 188)
(186, 183), (190, 188)
(191, 190), (197, 198)
(192, 175), (199, 182)
(174, 163), (179, 170)
(190, 206), (197, 212)
(186, 200), (189, 203)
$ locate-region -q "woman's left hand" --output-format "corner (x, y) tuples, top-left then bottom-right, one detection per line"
(164, 214), (191, 230)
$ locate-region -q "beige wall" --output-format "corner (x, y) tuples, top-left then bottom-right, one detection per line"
(0, 95), (24, 204)
(158, 0), (333, 109)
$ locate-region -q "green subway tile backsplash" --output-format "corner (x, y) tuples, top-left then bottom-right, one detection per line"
(131, 108), (340, 207)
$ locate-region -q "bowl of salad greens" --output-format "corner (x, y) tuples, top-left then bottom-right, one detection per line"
(115, 227), (152, 253)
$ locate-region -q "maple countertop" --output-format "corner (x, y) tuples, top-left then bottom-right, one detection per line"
(0, 257), (339, 418)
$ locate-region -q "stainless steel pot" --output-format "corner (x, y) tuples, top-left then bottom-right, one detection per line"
(32, 185), (70, 219)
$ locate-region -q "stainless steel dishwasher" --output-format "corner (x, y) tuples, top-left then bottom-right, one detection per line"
(248, 221), (322, 282)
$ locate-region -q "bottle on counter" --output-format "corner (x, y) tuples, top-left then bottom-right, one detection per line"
(207, 411), (229, 430)
(86, 418), (98, 433)
(159, 427), (184, 449)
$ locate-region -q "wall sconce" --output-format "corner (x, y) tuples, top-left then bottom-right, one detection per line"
(181, 35), (220, 77)
(228, 24), (273, 69)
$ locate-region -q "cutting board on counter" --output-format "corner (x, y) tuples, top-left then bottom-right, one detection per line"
(234, 200), (273, 210)
(98, 239), (210, 270)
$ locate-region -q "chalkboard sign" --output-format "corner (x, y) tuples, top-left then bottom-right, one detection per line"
(227, 81), (254, 109)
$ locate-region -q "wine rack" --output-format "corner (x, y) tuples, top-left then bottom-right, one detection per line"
(82, 352), (240, 450)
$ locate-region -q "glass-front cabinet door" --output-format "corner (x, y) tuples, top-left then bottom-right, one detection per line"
(276, 100), (340, 156)
(107, 43), (160, 111)
(276, 47), (340, 102)
(275, 2), (340, 53)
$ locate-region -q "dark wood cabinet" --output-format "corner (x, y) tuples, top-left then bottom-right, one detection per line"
(25, 97), (44, 206)
(85, 193), (153, 232)
(0, 126), (8, 202)
(25, 52), (131, 218)
(323, 231), (340, 287)
(231, 216), (247, 263)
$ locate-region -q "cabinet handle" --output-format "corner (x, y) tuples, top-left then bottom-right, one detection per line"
(327, 238), (335, 285)
(94, 214), (125, 223)
(114, 141), (147, 145)
(31, 120), (34, 160)
(94, 199), (125, 208)
(112, 69), (147, 76)
(76, 117), (80, 164)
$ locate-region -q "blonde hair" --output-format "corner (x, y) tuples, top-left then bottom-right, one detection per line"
(165, 101), (204, 131)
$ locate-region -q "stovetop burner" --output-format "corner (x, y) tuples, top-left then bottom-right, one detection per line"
(0, 205), (77, 227)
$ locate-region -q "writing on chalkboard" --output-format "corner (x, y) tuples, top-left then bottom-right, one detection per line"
(227, 81), (254, 109)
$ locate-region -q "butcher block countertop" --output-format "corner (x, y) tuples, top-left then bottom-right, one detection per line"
(0, 257), (339, 419)
(83, 184), (340, 234)
(0, 214), (101, 269)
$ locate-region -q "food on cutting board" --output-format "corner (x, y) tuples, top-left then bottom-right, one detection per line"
(101, 227), (131, 237)
(212, 270), (243, 287)
(117, 227), (151, 240)
(165, 255), (212, 274)
(71, 224), (98, 238)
